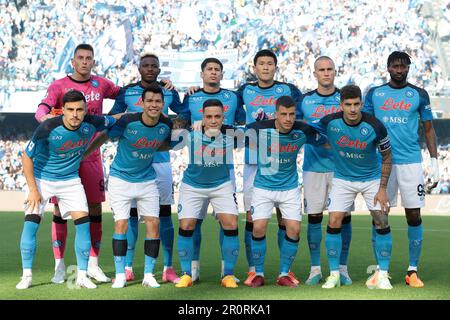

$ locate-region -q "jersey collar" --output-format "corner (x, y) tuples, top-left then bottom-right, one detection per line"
(68, 75), (91, 84)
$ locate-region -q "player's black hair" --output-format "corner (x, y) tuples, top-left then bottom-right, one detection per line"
(387, 51), (411, 67)
(74, 44), (94, 56)
(201, 58), (223, 71)
(140, 53), (160, 66)
(340, 84), (361, 102)
(62, 90), (86, 106)
(141, 84), (164, 101)
(202, 98), (224, 111)
(253, 49), (277, 66)
(275, 95), (295, 110)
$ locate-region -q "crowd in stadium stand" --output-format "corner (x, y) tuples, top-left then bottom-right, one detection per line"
(1, 138), (449, 194)
(0, 0), (444, 97)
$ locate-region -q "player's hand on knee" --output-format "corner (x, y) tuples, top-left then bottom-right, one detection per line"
(25, 189), (42, 213)
(374, 189), (389, 214)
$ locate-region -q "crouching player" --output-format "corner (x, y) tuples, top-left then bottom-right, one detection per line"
(175, 99), (240, 288)
(316, 85), (394, 290)
(85, 85), (177, 288)
(246, 96), (327, 288)
(17, 90), (116, 289)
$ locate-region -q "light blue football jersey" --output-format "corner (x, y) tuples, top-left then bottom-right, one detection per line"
(181, 125), (238, 189)
(363, 83), (433, 165)
(107, 113), (172, 183)
(297, 89), (341, 173)
(109, 81), (186, 163)
(317, 112), (391, 182)
(248, 119), (326, 191)
(181, 88), (245, 125)
(25, 115), (116, 181)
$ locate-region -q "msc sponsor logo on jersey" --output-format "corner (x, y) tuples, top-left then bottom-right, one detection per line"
(360, 127), (369, 136)
(382, 116), (408, 124)
(91, 79), (99, 88)
(339, 150), (365, 159)
(405, 90), (414, 98)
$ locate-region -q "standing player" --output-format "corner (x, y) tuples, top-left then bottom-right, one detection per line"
(181, 57), (245, 282)
(297, 56), (353, 285)
(317, 85), (393, 290)
(245, 96), (326, 288)
(175, 99), (240, 289)
(364, 51), (439, 288)
(108, 53), (185, 283)
(35, 44), (121, 284)
(86, 85), (174, 288)
(16, 90), (116, 289)
(237, 49), (302, 285)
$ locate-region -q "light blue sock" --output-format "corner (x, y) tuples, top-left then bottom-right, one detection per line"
(408, 223), (423, 268)
(126, 216), (139, 268)
(160, 216), (174, 267)
(74, 219), (91, 271)
(307, 222), (322, 267)
(177, 232), (193, 276)
(375, 229), (392, 271)
(245, 222), (254, 268)
(340, 220), (352, 266)
(20, 219), (40, 269)
(277, 225), (286, 251)
(325, 230), (342, 272)
(252, 236), (266, 274)
(219, 225), (224, 260)
(371, 222), (378, 265)
(144, 238), (160, 274)
(280, 235), (299, 274)
(221, 231), (240, 276)
(113, 233), (127, 275)
(192, 219), (203, 261)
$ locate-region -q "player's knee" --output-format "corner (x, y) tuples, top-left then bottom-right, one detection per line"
(286, 225), (300, 239)
(179, 219), (196, 231)
(115, 219), (128, 234)
(88, 203), (102, 216)
(405, 208), (422, 226)
(308, 213), (323, 224)
(328, 214), (343, 228)
(221, 219), (238, 230)
(371, 210), (389, 229)
(252, 224), (266, 238)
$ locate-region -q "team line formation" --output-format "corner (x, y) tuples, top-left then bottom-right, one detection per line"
(15, 44), (439, 291)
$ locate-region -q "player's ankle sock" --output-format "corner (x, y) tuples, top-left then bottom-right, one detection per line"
(221, 229), (239, 276)
(126, 213), (139, 268)
(375, 227), (392, 271)
(340, 216), (352, 266)
(251, 235), (266, 274)
(407, 219), (423, 269)
(144, 238), (160, 274)
(192, 219), (203, 261)
(371, 220), (378, 265)
(245, 222), (254, 269)
(74, 216), (91, 271)
(112, 233), (127, 275)
(52, 215), (67, 259)
(325, 227), (342, 272)
(277, 224), (286, 251)
(307, 215), (323, 267)
(178, 228), (194, 276)
(159, 206), (174, 267)
(20, 215), (41, 270)
(280, 235), (299, 275)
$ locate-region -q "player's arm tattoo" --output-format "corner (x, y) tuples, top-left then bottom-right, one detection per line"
(380, 149), (392, 189)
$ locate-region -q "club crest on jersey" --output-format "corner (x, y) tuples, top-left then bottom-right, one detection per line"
(360, 127), (369, 136)
(275, 87), (284, 94)
(159, 127), (166, 135)
(405, 90), (414, 98)
(335, 95), (341, 102)
(91, 79), (99, 88)
(292, 132), (299, 139)
(222, 92), (231, 100)
(82, 126), (90, 135)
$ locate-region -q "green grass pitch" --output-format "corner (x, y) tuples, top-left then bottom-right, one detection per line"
(1, 212), (450, 300)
